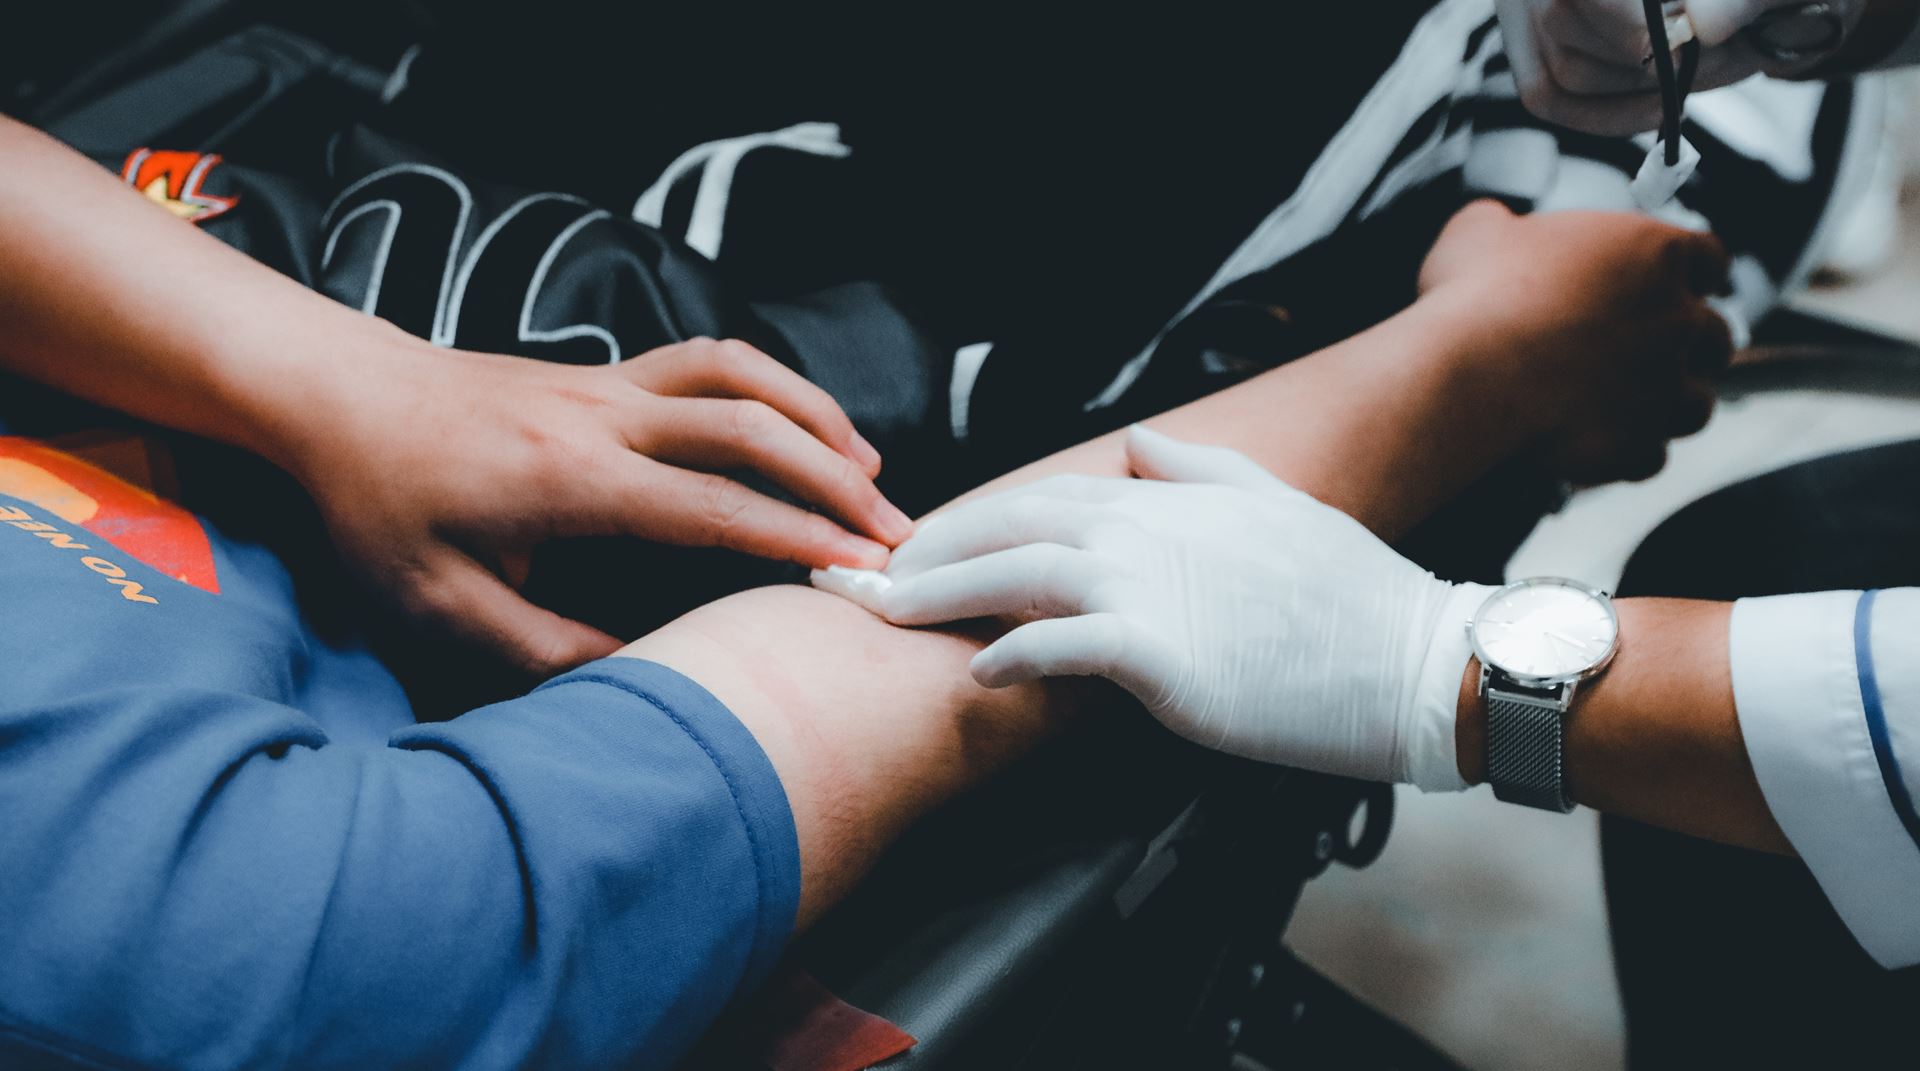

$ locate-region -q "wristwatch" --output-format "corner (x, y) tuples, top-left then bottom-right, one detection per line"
(1466, 578), (1619, 812)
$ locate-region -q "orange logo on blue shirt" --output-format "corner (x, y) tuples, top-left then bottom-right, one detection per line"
(121, 148), (239, 225)
(0, 435), (218, 594)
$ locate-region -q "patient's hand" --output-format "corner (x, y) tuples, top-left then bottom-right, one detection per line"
(1419, 200), (1732, 485)
(290, 335), (912, 677)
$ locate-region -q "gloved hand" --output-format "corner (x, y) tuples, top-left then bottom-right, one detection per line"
(1497, 0), (1864, 136)
(858, 426), (1492, 790)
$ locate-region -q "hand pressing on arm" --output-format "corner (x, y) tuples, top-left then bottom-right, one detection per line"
(690, 197), (1747, 924)
(0, 115), (908, 676)
(870, 426), (1486, 788)
(291, 333), (909, 674)
(865, 427), (1788, 854)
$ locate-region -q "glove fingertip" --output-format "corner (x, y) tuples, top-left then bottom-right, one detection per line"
(969, 647), (1033, 689)
(809, 564), (893, 617)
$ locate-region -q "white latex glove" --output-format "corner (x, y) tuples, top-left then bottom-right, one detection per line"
(842, 426), (1491, 790)
(1497, 0), (1861, 137)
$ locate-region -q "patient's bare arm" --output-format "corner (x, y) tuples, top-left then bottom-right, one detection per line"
(621, 199), (1732, 926)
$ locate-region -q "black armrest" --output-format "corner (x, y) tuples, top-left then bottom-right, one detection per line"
(1730, 307), (1920, 400)
(741, 712), (1389, 1069)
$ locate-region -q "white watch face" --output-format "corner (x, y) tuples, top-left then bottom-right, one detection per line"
(1470, 578), (1618, 682)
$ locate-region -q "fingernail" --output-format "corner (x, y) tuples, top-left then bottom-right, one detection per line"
(850, 431), (883, 473)
(873, 500), (915, 544)
(837, 536), (892, 570)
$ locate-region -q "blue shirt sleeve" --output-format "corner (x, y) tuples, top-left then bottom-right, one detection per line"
(0, 488), (800, 1071)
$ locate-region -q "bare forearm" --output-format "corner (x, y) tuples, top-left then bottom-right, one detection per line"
(627, 290), (1560, 925)
(618, 586), (1069, 925)
(1455, 598), (1790, 853)
(952, 289), (1544, 542)
(0, 114), (392, 469)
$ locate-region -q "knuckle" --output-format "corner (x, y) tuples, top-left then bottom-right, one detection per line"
(1007, 495), (1055, 533)
(1024, 550), (1074, 615)
(524, 428), (600, 487)
(694, 476), (751, 539)
(1084, 574), (1136, 616)
(1541, 42), (1579, 86)
(1083, 516), (1139, 554)
(1516, 77), (1560, 118)
(659, 336), (718, 369)
(714, 338), (768, 371)
(727, 399), (780, 440)
(393, 574), (444, 621)
(519, 633), (574, 677)
(798, 513), (845, 556)
(620, 344), (668, 375)
(838, 459), (881, 505)
(1031, 473), (1087, 498)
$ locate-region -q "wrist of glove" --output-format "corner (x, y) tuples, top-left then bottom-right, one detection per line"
(816, 426), (1486, 791)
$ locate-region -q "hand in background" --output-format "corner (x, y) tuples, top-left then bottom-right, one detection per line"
(289, 333), (910, 676)
(1496, 0), (1870, 136)
(1419, 199), (1732, 485)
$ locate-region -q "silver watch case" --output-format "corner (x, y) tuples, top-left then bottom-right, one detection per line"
(1465, 576), (1620, 689)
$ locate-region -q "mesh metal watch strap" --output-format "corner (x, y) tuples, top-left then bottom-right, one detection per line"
(1485, 687), (1576, 813)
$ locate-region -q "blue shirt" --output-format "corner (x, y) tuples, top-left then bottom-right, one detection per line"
(0, 429), (800, 1069)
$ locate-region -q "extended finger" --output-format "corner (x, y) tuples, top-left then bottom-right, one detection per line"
(971, 614), (1180, 707)
(1124, 424), (1293, 495)
(641, 396), (912, 544)
(405, 553), (622, 678)
(631, 465), (892, 569)
(625, 337), (881, 475)
(887, 493), (1116, 581)
(880, 542), (1118, 626)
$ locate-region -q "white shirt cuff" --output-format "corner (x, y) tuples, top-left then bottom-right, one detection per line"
(1732, 590), (1920, 969)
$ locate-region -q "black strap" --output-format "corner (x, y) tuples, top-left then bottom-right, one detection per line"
(1643, 0), (1703, 166)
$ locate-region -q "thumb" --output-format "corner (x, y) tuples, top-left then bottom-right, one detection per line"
(1125, 424), (1291, 496)
(414, 554), (623, 677)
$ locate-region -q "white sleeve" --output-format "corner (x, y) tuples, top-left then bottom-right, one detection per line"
(1730, 588), (1920, 969)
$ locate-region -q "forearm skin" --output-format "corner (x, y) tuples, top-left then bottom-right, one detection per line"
(626, 286), (1564, 926)
(1455, 598), (1791, 854)
(0, 114), (400, 476)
